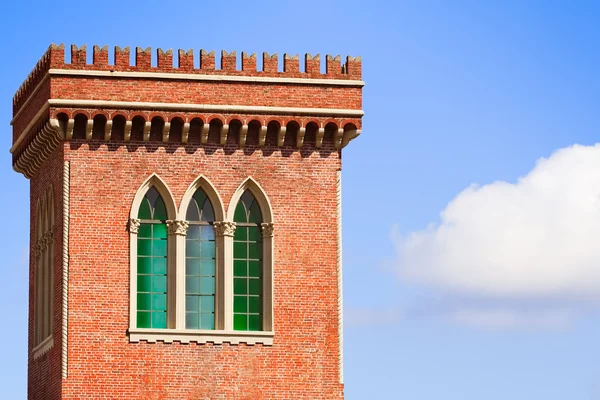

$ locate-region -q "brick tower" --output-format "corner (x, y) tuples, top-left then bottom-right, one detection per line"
(11, 44), (363, 399)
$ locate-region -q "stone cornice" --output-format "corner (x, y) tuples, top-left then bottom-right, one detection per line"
(48, 68), (365, 87)
(47, 99), (364, 118)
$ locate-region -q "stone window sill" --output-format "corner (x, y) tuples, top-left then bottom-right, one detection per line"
(128, 328), (274, 346)
(32, 334), (54, 359)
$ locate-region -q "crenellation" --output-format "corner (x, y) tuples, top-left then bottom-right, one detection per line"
(135, 47), (151, 69)
(326, 55), (342, 76)
(12, 44), (363, 119)
(93, 45), (109, 66)
(241, 52), (257, 72)
(114, 46), (130, 68)
(221, 50), (236, 71)
(305, 53), (320, 74)
(284, 54), (300, 73)
(344, 55), (362, 79)
(157, 48), (173, 70)
(200, 49), (215, 70)
(71, 45), (87, 66)
(263, 52), (278, 73)
(178, 49), (194, 71)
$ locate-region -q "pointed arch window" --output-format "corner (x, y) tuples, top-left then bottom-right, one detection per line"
(136, 187), (168, 329)
(233, 190), (263, 331)
(185, 189), (216, 330)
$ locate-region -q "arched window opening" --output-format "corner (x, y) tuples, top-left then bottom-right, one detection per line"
(233, 190), (263, 331)
(136, 187), (168, 329)
(185, 189), (216, 330)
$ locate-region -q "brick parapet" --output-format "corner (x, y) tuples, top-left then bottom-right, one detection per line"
(13, 44), (363, 119)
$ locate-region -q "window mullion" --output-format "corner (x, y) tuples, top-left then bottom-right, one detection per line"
(214, 221), (236, 331)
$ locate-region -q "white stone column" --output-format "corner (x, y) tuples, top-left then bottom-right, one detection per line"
(261, 222), (274, 332)
(128, 218), (141, 329)
(167, 219), (189, 330)
(214, 221), (236, 331)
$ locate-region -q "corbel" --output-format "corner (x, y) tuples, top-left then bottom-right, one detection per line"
(258, 125), (268, 146)
(181, 122), (190, 144)
(277, 126), (287, 147)
(143, 121), (151, 142)
(104, 119), (113, 141)
(315, 127), (325, 148)
(124, 120), (132, 142)
(296, 127), (306, 148)
(162, 122), (171, 143)
(201, 122), (210, 144)
(220, 124), (229, 145)
(85, 120), (93, 140)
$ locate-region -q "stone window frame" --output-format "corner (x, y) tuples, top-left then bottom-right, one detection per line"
(128, 174), (274, 345)
(33, 187), (55, 359)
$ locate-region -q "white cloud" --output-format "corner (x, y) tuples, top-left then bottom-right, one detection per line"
(393, 144), (600, 328)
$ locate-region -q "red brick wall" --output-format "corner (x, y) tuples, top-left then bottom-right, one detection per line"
(61, 139), (342, 399)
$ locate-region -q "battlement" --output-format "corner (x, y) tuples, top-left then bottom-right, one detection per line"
(13, 44), (363, 115)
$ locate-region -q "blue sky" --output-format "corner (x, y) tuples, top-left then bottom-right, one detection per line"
(2, 1), (600, 399)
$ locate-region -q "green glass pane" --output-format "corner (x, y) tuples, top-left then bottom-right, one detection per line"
(186, 296), (199, 312)
(186, 313), (199, 329)
(187, 277), (200, 294)
(138, 239), (152, 256)
(138, 224), (152, 238)
(201, 225), (215, 240)
(200, 296), (215, 312)
(200, 277), (215, 295)
(248, 315), (262, 331)
(249, 296), (262, 314)
(234, 202), (247, 223)
(187, 226), (201, 240)
(186, 258), (200, 276)
(248, 226), (260, 241)
(233, 242), (247, 258)
(154, 196), (167, 221)
(137, 293), (151, 310)
(200, 314), (215, 330)
(249, 201), (262, 223)
(201, 200), (214, 222)
(153, 224), (167, 239)
(201, 241), (215, 258)
(234, 260), (247, 277)
(137, 311), (151, 328)
(248, 261), (261, 278)
(152, 294), (167, 311)
(234, 226), (247, 241)
(234, 296), (247, 313)
(186, 199), (200, 221)
(200, 259), (215, 276)
(193, 190), (207, 211)
(234, 314), (248, 331)
(138, 257), (152, 274)
(249, 242), (262, 260)
(152, 312), (167, 328)
(152, 276), (167, 292)
(137, 275), (152, 292)
(234, 278), (247, 295)
(249, 279), (262, 295)
(186, 242), (201, 258)
(153, 240), (167, 257)
(138, 199), (152, 220)
(153, 258), (167, 275)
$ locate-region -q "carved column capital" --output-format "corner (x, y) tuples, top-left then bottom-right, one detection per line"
(214, 221), (236, 237)
(261, 222), (274, 238)
(128, 218), (141, 234)
(167, 220), (189, 236)
(34, 242), (44, 258)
